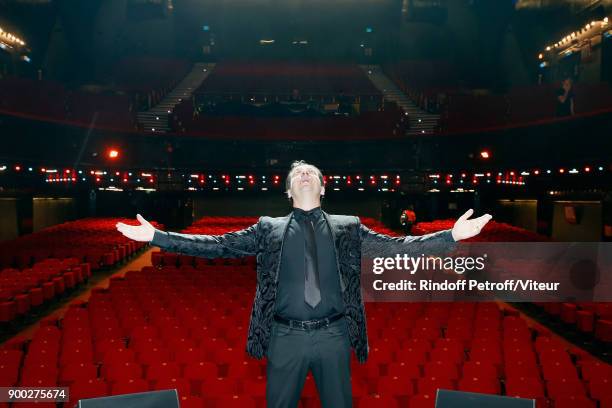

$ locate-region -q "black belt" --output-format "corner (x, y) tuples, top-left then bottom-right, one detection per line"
(273, 313), (344, 331)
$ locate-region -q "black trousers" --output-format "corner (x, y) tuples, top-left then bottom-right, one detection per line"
(265, 317), (353, 408)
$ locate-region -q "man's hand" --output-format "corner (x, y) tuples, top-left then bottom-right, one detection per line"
(116, 214), (155, 242)
(451, 209), (492, 241)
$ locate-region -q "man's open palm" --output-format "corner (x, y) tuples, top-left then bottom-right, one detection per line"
(116, 214), (155, 242)
(451, 209), (493, 241)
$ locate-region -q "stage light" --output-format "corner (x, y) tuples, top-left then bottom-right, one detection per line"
(108, 149), (119, 159)
(15, 165), (21, 171)
(480, 150), (490, 159)
(585, 166), (590, 172)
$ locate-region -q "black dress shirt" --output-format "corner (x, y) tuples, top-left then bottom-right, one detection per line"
(274, 207), (345, 321)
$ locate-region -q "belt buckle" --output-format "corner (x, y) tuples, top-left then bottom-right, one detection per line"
(303, 320), (316, 331)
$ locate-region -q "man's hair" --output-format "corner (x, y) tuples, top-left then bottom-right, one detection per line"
(285, 160), (324, 193)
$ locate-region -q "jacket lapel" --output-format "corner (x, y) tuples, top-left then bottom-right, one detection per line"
(322, 211), (347, 292)
(272, 213), (293, 284)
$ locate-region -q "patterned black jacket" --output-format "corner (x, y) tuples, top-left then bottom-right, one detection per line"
(151, 212), (456, 363)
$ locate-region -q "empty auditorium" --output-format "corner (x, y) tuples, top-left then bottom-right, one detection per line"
(1, 0), (611, 407)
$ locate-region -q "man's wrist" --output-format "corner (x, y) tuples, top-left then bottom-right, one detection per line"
(151, 229), (169, 247)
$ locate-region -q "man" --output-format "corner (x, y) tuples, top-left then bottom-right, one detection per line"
(116, 160), (492, 407)
(556, 77), (575, 117)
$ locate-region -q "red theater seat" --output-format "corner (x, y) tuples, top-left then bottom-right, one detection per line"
(111, 378), (149, 395)
(458, 376), (500, 395)
(200, 377), (238, 398)
(147, 361), (181, 380)
(588, 377), (612, 400)
(552, 395), (596, 408)
(60, 363), (97, 384)
(595, 320), (612, 342)
(103, 361), (142, 382)
(409, 393), (436, 408)
(601, 397), (612, 408)
(178, 396), (204, 408)
(358, 394), (399, 407)
(417, 377), (455, 395)
(377, 375), (415, 397)
(215, 395), (257, 408)
(152, 377), (190, 398)
(423, 361), (459, 381)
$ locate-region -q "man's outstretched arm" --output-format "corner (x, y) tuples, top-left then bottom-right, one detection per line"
(360, 223), (456, 258)
(360, 209), (492, 257)
(117, 214), (258, 258)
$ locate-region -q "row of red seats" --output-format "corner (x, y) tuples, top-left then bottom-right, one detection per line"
(412, 219), (550, 242)
(438, 84), (611, 134)
(199, 62), (381, 95)
(0, 258), (91, 324)
(535, 302), (612, 344)
(384, 62), (612, 134)
(171, 101), (407, 140)
(414, 220), (612, 345)
(0, 217), (158, 323)
(0, 57), (191, 131)
(0, 218), (158, 270)
(0, 78), (136, 130)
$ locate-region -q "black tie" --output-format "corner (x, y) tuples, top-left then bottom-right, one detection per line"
(303, 216), (321, 308)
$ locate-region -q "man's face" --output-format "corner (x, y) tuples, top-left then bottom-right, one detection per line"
(563, 79), (572, 88)
(288, 164), (324, 200)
